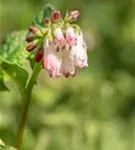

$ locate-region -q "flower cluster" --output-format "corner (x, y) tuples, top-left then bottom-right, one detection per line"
(26, 9), (88, 77)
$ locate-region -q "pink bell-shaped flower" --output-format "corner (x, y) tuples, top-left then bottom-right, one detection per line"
(70, 32), (88, 69)
(43, 39), (62, 77)
(53, 27), (66, 48)
(66, 27), (77, 46)
(61, 50), (76, 77)
(26, 8), (88, 78)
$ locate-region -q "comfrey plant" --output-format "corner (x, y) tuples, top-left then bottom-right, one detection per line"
(26, 9), (88, 77)
(0, 4), (88, 150)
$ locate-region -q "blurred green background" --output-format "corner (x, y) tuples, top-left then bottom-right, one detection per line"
(0, 0), (135, 150)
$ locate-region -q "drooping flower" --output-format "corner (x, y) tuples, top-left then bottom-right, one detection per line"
(53, 27), (66, 48)
(61, 50), (76, 77)
(53, 27), (65, 41)
(66, 27), (77, 46)
(26, 8), (88, 78)
(70, 32), (88, 69)
(43, 39), (62, 77)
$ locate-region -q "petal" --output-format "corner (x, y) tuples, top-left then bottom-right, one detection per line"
(61, 51), (76, 77)
(66, 27), (76, 38)
(53, 27), (66, 48)
(70, 33), (88, 68)
(71, 45), (88, 68)
(44, 54), (62, 77)
(43, 39), (62, 77)
(53, 27), (65, 41)
(66, 27), (77, 46)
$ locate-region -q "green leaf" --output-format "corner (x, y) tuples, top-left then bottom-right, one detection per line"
(0, 67), (9, 91)
(0, 31), (28, 65)
(0, 80), (9, 91)
(1, 60), (28, 93)
(27, 52), (35, 69)
(32, 4), (55, 27)
(0, 144), (16, 150)
(0, 31), (29, 92)
(0, 146), (16, 150)
(0, 139), (16, 150)
(0, 139), (5, 149)
(0, 4), (55, 91)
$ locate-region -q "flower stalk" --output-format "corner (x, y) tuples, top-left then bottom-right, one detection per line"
(16, 63), (41, 150)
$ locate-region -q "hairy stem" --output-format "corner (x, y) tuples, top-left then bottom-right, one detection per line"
(16, 63), (41, 150)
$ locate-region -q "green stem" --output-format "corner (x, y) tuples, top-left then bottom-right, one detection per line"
(16, 63), (41, 150)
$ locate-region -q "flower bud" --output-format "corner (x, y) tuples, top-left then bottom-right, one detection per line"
(28, 26), (42, 36)
(69, 10), (80, 19)
(35, 50), (44, 62)
(29, 26), (38, 33)
(26, 36), (35, 42)
(44, 17), (50, 24)
(51, 11), (61, 21)
(26, 42), (37, 51)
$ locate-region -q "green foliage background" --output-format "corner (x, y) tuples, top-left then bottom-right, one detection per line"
(0, 0), (135, 150)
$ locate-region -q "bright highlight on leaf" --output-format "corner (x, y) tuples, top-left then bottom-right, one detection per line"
(26, 5), (88, 78)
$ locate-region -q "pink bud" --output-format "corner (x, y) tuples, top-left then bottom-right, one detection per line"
(29, 26), (39, 34)
(69, 10), (80, 19)
(26, 36), (34, 42)
(44, 17), (50, 24)
(26, 42), (37, 51)
(51, 11), (61, 21)
(35, 50), (44, 62)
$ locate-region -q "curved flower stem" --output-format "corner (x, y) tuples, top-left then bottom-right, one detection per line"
(16, 63), (41, 150)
